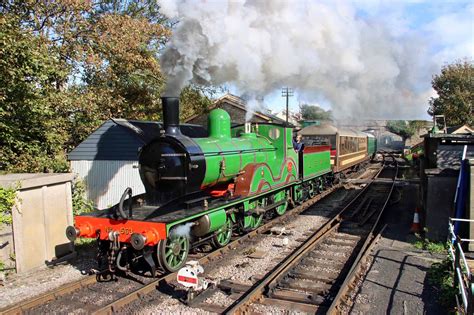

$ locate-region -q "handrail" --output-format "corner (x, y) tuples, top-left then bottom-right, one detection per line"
(451, 218), (474, 223)
(448, 218), (473, 314)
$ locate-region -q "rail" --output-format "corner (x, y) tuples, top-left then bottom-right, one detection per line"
(448, 218), (474, 314)
(327, 154), (398, 313)
(225, 153), (396, 314)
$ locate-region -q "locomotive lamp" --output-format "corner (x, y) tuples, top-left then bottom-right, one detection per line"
(245, 122), (251, 133)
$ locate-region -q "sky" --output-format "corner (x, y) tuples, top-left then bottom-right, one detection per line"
(159, 0), (474, 121)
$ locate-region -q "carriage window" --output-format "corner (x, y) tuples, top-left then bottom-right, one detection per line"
(358, 137), (367, 151)
(303, 136), (331, 146)
(268, 128), (280, 140)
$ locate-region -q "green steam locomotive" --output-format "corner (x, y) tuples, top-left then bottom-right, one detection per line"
(66, 97), (375, 276)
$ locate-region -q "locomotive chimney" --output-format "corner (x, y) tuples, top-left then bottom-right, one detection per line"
(161, 97), (180, 135)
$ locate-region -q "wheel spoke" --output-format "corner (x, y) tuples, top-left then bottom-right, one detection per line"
(166, 254), (173, 265)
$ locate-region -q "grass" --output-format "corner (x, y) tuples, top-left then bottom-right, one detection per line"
(74, 238), (96, 252)
(427, 257), (457, 311)
(412, 234), (458, 312)
(412, 234), (448, 254)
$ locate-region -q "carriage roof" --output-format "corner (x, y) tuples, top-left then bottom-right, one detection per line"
(299, 123), (367, 137)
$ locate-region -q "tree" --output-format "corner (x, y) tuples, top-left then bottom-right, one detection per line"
(0, 1), (216, 172)
(386, 120), (427, 143)
(428, 59), (473, 126)
(0, 13), (70, 172)
(179, 85), (216, 121)
(300, 104), (333, 121)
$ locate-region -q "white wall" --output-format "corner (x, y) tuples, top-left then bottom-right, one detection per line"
(71, 160), (145, 210)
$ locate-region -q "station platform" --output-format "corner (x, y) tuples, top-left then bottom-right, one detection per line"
(350, 184), (446, 314)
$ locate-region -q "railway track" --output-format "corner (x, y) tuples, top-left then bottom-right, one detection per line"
(1, 158), (386, 315)
(2, 164), (381, 314)
(219, 154), (397, 314)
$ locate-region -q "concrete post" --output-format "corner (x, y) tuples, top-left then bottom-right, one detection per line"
(0, 173), (75, 273)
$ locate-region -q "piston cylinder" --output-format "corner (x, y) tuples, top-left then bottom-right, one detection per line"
(192, 209), (227, 237)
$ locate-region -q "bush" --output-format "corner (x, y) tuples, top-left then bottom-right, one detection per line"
(0, 186), (17, 225)
(72, 179), (94, 216)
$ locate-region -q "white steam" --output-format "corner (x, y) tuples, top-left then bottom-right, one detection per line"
(244, 95), (266, 122)
(159, 0), (470, 120)
(170, 222), (194, 238)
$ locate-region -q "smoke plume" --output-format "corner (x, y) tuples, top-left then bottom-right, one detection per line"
(159, 0), (466, 120)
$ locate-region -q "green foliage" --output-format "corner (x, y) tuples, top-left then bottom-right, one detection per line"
(0, 14), (70, 172)
(74, 237), (96, 252)
(428, 59), (474, 126)
(72, 179), (94, 216)
(300, 104), (333, 121)
(386, 120), (428, 142)
(179, 85), (215, 121)
(0, 186), (17, 225)
(412, 235), (448, 254)
(386, 121), (413, 140)
(0, 2), (216, 173)
(427, 258), (456, 309)
(0, 1), (173, 172)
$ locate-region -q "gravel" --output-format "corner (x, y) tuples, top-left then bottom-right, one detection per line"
(297, 263), (340, 274)
(205, 213), (330, 285)
(251, 302), (309, 314)
(135, 295), (211, 314)
(203, 290), (234, 308)
(0, 255), (95, 309)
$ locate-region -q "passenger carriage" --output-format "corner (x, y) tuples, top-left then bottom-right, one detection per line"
(300, 123), (376, 173)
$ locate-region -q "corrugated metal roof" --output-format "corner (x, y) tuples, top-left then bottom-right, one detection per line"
(68, 119), (207, 161)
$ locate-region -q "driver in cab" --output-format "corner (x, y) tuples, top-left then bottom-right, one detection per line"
(293, 134), (304, 153)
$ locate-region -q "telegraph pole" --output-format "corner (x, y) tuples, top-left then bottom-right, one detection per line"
(281, 87), (294, 124)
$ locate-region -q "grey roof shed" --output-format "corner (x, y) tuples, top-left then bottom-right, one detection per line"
(68, 119), (207, 161)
